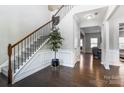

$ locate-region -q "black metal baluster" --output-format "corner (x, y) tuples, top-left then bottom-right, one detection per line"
(32, 34), (34, 53)
(35, 32), (37, 49)
(36, 32), (38, 49)
(43, 27), (45, 43)
(38, 29), (41, 48)
(45, 25), (47, 37)
(38, 31), (40, 48)
(21, 42), (23, 65)
(29, 36), (32, 56)
(33, 34), (34, 54)
(43, 26), (47, 40)
(40, 28), (43, 45)
(32, 34), (34, 52)
(46, 25), (47, 38)
(48, 24), (50, 37)
(32, 34), (33, 53)
(26, 38), (29, 59)
(23, 41), (25, 62)
(28, 37), (29, 57)
(47, 23), (50, 38)
(48, 23), (49, 35)
(42, 27), (44, 43)
(28, 37), (30, 58)
(29, 37), (30, 57)
(45, 26), (46, 39)
(35, 32), (36, 51)
(37, 31), (38, 49)
(24, 39), (26, 62)
(37, 31), (39, 48)
(18, 44), (19, 69)
(47, 24), (48, 37)
(14, 47), (16, 73)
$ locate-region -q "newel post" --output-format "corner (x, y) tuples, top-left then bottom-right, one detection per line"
(8, 44), (12, 84)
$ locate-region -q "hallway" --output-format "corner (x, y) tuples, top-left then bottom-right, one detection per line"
(0, 53), (124, 87)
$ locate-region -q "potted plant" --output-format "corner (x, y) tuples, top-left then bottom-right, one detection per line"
(48, 27), (64, 67)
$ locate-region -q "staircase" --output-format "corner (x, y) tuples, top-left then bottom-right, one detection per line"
(1, 5), (74, 84)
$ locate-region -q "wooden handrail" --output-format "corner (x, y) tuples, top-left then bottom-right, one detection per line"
(11, 20), (52, 48)
(54, 5), (64, 16)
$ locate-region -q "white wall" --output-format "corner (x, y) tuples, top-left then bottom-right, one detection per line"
(0, 5), (51, 65)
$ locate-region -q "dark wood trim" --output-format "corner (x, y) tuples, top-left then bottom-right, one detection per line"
(8, 44), (12, 84)
(11, 20), (52, 48)
(54, 5), (64, 16)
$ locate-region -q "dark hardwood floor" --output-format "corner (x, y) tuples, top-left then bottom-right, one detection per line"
(0, 53), (124, 87)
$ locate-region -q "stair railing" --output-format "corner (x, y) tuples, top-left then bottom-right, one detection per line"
(8, 20), (52, 84)
(55, 5), (74, 21)
(7, 5), (74, 84)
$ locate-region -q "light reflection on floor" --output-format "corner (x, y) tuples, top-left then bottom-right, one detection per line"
(79, 54), (84, 72)
(89, 55), (93, 73)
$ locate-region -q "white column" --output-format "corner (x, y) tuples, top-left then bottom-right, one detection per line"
(101, 24), (105, 65)
(102, 21), (120, 69)
(101, 21), (110, 69)
(101, 5), (119, 69)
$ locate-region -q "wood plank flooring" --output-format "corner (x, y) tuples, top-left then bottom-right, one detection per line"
(0, 53), (124, 87)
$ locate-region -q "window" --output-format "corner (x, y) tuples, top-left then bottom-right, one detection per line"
(80, 39), (83, 47)
(90, 38), (98, 48)
(119, 37), (124, 49)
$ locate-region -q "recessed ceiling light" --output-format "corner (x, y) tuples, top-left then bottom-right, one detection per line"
(84, 14), (95, 20)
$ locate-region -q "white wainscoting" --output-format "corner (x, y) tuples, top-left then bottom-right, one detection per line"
(57, 50), (75, 67)
(13, 49), (74, 83)
(101, 49), (120, 70)
(108, 49), (120, 66)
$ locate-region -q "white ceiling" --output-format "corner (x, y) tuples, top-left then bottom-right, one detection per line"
(75, 7), (108, 28)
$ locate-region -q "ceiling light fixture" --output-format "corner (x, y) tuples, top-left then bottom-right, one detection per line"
(84, 13), (96, 20)
(87, 15), (94, 19)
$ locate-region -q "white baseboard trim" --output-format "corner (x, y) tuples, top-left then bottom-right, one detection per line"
(62, 63), (74, 68)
